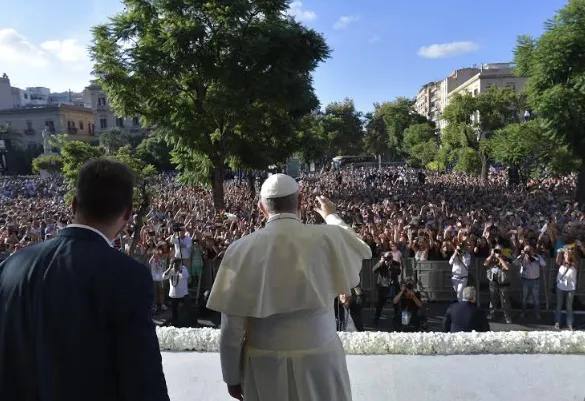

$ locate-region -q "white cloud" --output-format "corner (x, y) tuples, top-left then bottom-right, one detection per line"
(40, 39), (87, 63)
(0, 28), (92, 92)
(417, 41), (479, 59)
(0, 28), (49, 68)
(333, 15), (358, 30)
(287, 2), (317, 22)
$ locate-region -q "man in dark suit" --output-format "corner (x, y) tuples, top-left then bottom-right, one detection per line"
(443, 286), (490, 333)
(0, 159), (169, 401)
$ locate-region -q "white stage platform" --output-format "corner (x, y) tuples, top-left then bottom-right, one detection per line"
(162, 352), (585, 401)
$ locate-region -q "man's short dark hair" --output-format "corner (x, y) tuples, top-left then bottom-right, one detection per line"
(75, 159), (134, 223)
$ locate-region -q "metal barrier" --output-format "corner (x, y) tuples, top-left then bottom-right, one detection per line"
(358, 257), (585, 311)
(195, 256), (585, 311)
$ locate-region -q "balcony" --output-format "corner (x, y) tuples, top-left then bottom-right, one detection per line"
(24, 128), (35, 135)
(68, 128), (78, 135)
(96, 104), (109, 111)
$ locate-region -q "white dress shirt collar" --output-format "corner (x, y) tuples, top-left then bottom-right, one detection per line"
(66, 224), (113, 247)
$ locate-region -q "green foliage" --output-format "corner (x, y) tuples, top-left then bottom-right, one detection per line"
(403, 123), (438, 167)
(295, 113), (328, 165)
(363, 111), (388, 156)
(321, 98), (364, 156)
(514, 0), (585, 201)
(171, 148), (213, 187)
(136, 135), (173, 171)
(60, 141), (105, 186)
(98, 128), (129, 155)
(369, 97), (427, 157)
(440, 86), (520, 176)
(90, 0), (330, 210)
(453, 148), (482, 175)
(32, 154), (63, 175)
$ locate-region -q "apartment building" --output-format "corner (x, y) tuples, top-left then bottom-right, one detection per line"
(84, 82), (146, 136)
(0, 104), (96, 149)
(414, 82), (439, 121)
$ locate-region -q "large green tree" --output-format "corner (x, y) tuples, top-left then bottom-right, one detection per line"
(367, 97), (427, 158)
(441, 85), (520, 179)
(90, 0), (330, 211)
(321, 98), (364, 157)
(514, 0), (585, 203)
(402, 122), (438, 168)
(485, 119), (579, 180)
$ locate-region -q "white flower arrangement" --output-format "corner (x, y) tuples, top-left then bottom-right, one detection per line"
(156, 327), (585, 355)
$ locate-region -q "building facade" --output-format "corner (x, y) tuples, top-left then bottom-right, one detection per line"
(84, 82), (146, 136)
(414, 82), (438, 121)
(0, 104), (96, 148)
(0, 74), (23, 110)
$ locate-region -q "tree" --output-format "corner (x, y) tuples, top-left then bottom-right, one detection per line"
(321, 99), (364, 157)
(295, 113), (328, 167)
(363, 111), (389, 156)
(90, 0), (330, 211)
(402, 123), (438, 167)
(136, 135), (174, 171)
(369, 98), (427, 158)
(98, 128), (129, 156)
(32, 154), (63, 176)
(486, 119), (580, 179)
(441, 86), (520, 178)
(514, 0), (585, 203)
(60, 141), (105, 187)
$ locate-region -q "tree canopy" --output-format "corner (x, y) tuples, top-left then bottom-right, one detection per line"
(403, 123), (438, 168)
(90, 0), (330, 210)
(514, 0), (585, 202)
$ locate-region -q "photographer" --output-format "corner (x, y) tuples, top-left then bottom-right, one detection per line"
(167, 223), (192, 268)
(449, 243), (472, 302)
(163, 258), (191, 327)
(372, 252), (402, 326)
(484, 246), (512, 323)
(514, 245), (545, 319)
(392, 279), (425, 332)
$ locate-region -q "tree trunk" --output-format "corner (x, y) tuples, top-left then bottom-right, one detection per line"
(247, 170), (256, 198)
(128, 182), (150, 257)
(480, 153), (488, 183)
(576, 157), (585, 205)
(211, 162), (225, 213)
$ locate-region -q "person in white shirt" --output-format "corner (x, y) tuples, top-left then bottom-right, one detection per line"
(207, 174), (372, 401)
(149, 242), (168, 313)
(449, 244), (472, 302)
(168, 227), (192, 267)
(554, 247), (578, 330)
(163, 258), (190, 327)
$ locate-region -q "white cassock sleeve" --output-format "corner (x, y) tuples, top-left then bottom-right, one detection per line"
(219, 313), (246, 385)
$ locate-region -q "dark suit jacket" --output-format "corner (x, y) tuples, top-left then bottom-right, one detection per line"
(443, 301), (490, 333)
(0, 227), (169, 401)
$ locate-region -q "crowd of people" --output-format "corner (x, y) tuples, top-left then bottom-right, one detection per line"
(1, 166), (583, 329)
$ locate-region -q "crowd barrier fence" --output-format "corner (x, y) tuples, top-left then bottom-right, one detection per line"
(194, 257), (585, 311)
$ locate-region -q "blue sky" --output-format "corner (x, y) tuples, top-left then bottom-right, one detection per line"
(0, 0), (569, 112)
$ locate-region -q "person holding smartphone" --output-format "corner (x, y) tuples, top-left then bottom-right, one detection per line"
(484, 246), (512, 323)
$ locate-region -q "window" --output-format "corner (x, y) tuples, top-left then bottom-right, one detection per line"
(45, 120), (55, 132)
(116, 117), (124, 128)
(100, 118), (108, 129)
(67, 121), (75, 129)
(98, 97), (107, 106)
(24, 94), (28, 99)
(473, 89), (479, 97)
(132, 116), (139, 126)
(26, 120), (33, 130)
(79, 121), (84, 130)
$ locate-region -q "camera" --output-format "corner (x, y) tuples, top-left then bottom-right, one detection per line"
(494, 249), (502, 255)
(172, 223), (184, 233)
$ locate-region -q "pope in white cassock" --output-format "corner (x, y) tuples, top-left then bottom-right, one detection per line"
(206, 174), (372, 401)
